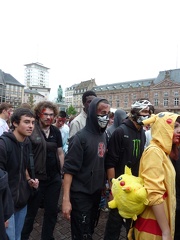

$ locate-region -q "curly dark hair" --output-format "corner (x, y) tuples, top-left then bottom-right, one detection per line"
(34, 101), (59, 119)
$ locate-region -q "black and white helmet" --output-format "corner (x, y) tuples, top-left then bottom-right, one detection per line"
(131, 99), (152, 113)
(131, 99), (153, 123)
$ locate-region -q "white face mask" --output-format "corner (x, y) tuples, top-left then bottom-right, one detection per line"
(137, 115), (149, 124)
(97, 114), (109, 128)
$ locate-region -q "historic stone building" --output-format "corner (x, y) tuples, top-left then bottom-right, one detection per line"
(24, 89), (45, 104)
(65, 78), (97, 113)
(92, 69), (180, 113)
(0, 69), (49, 108)
(28, 85), (51, 101)
(0, 69), (24, 107)
(64, 84), (78, 107)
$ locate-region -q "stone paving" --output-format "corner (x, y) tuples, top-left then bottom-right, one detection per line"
(29, 208), (126, 240)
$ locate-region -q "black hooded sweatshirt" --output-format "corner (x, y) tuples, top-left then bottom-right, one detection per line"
(63, 97), (108, 195)
(0, 169), (14, 240)
(0, 132), (31, 210)
(105, 118), (146, 177)
(106, 109), (127, 139)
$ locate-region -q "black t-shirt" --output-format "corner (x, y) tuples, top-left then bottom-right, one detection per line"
(31, 124), (62, 178)
(45, 126), (62, 176)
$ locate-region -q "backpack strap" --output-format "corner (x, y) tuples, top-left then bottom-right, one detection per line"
(29, 141), (35, 180)
(0, 135), (12, 161)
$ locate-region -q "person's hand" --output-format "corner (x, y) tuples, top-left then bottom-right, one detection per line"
(62, 199), (72, 221)
(4, 220), (8, 228)
(28, 178), (39, 189)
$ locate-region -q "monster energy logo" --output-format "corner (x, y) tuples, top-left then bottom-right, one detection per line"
(133, 139), (141, 157)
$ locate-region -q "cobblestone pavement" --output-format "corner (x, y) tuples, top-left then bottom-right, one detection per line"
(29, 208), (126, 240)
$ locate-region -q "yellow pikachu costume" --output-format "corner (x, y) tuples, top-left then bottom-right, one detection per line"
(134, 112), (180, 240)
(108, 165), (149, 221)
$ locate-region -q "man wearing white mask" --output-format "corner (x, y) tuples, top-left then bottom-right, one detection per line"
(62, 98), (110, 240)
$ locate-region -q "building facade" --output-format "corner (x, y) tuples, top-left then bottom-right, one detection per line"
(66, 78), (97, 113)
(64, 84), (78, 107)
(0, 70), (24, 107)
(29, 86), (51, 101)
(92, 69), (180, 113)
(24, 89), (45, 104)
(24, 62), (49, 88)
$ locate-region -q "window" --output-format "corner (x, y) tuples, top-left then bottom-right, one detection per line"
(164, 92), (168, 97)
(174, 91), (179, 96)
(164, 98), (168, 106)
(124, 97), (128, 103)
(124, 99), (128, 108)
(154, 93), (158, 97)
(116, 100), (120, 108)
(174, 97), (179, 106)
(124, 101), (128, 108)
(144, 93), (149, 98)
(154, 99), (158, 106)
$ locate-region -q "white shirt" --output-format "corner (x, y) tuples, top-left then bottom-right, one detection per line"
(69, 110), (87, 138)
(0, 118), (9, 136)
(144, 129), (152, 149)
(60, 124), (69, 154)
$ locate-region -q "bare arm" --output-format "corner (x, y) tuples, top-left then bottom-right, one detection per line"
(25, 169), (39, 189)
(106, 167), (115, 189)
(57, 147), (64, 170)
(62, 173), (73, 220)
(152, 203), (172, 240)
(106, 167), (115, 201)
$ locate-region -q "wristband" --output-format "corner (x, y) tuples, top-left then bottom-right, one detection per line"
(27, 178), (31, 182)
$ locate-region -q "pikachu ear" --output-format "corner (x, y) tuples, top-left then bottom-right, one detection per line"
(124, 165), (132, 175)
(142, 114), (156, 126)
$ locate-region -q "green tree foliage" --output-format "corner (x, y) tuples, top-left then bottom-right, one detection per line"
(27, 93), (36, 109)
(67, 105), (77, 116)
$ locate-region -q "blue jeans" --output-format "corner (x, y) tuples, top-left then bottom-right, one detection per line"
(6, 205), (27, 240)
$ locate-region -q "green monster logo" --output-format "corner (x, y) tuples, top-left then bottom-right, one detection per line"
(132, 139), (141, 157)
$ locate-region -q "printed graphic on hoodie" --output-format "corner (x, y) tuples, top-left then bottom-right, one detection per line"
(98, 142), (106, 157)
(133, 139), (141, 157)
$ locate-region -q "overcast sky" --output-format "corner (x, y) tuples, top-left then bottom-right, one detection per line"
(1, 0), (180, 100)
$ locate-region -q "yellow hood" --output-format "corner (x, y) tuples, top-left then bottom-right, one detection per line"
(143, 112), (180, 154)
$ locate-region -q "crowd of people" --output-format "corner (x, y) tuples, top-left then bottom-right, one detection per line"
(0, 91), (180, 240)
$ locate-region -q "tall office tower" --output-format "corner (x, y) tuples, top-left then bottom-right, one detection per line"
(24, 62), (49, 88)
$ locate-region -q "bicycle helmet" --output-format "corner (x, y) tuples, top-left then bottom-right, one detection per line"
(131, 99), (152, 112)
(131, 99), (153, 123)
